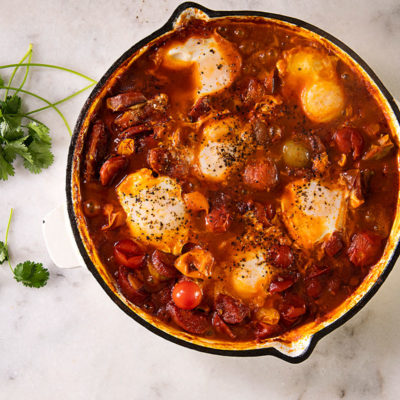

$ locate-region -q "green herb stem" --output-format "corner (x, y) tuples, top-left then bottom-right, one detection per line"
(21, 115), (45, 125)
(4, 46), (33, 100)
(8, 256), (13, 274)
(15, 44), (33, 96)
(0, 63), (97, 83)
(25, 82), (96, 116)
(5, 208), (13, 247)
(0, 85), (72, 136)
(5, 208), (14, 273)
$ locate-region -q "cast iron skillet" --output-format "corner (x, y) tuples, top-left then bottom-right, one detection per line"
(66, 1), (400, 363)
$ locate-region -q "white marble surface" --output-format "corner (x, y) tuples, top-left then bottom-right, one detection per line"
(1, 0), (400, 398)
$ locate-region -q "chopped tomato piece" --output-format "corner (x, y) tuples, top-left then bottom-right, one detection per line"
(278, 294), (307, 323)
(114, 239), (146, 269)
(188, 96), (211, 121)
(334, 127), (364, 160)
(205, 206), (232, 233)
(269, 277), (295, 293)
(270, 245), (294, 268)
(325, 231), (344, 257)
(327, 277), (341, 295)
(306, 278), (322, 298)
(102, 203), (125, 231)
(347, 231), (382, 267)
(243, 158), (278, 191)
(306, 265), (330, 279)
(253, 321), (281, 340)
(147, 147), (170, 174)
(99, 156), (128, 186)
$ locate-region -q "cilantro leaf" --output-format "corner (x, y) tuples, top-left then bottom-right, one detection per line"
(27, 122), (51, 143)
(24, 142), (54, 173)
(0, 149), (15, 180)
(0, 241), (8, 264)
(0, 95), (22, 115)
(3, 137), (32, 163)
(0, 114), (23, 141)
(23, 122), (53, 173)
(0, 45), (95, 182)
(0, 120), (53, 178)
(13, 261), (49, 288)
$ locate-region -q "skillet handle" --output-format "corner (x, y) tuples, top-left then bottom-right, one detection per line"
(42, 204), (84, 268)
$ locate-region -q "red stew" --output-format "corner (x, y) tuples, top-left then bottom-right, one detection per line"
(79, 18), (398, 341)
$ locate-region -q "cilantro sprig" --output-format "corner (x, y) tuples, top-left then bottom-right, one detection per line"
(0, 208), (49, 288)
(0, 46), (97, 287)
(0, 44), (97, 181)
(13, 261), (49, 288)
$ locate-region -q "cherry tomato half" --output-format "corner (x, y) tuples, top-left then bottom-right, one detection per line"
(114, 239), (145, 269)
(172, 281), (202, 310)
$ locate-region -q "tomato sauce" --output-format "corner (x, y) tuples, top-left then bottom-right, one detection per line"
(79, 18), (398, 341)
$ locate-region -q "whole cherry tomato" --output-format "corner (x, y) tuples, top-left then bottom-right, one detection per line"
(172, 281), (202, 310)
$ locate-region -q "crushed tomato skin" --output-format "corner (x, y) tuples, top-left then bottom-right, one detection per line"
(80, 17), (398, 343)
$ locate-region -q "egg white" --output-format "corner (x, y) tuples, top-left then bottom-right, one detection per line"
(116, 168), (190, 255)
(196, 116), (254, 182)
(163, 33), (241, 98)
(230, 248), (274, 303)
(280, 47), (345, 123)
(281, 179), (348, 250)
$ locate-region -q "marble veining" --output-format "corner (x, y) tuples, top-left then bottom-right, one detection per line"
(1, 0), (400, 399)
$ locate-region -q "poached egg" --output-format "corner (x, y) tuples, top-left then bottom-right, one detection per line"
(279, 47), (345, 123)
(163, 33), (241, 99)
(116, 168), (190, 255)
(281, 179), (348, 250)
(196, 116), (254, 182)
